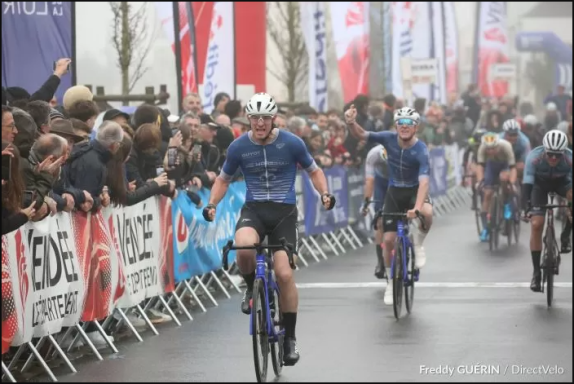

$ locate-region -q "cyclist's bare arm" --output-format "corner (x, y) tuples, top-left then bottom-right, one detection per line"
(308, 167), (329, 196)
(208, 176), (231, 206)
(209, 140), (240, 206)
(476, 144), (486, 182)
(364, 177), (375, 201)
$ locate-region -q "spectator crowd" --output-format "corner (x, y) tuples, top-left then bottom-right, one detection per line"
(2, 58), (572, 355)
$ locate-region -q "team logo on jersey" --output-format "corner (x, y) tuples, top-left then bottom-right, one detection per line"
(276, 143), (285, 149)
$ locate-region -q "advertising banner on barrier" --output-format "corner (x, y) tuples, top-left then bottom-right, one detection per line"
(172, 182), (246, 282)
(444, 143), (462, 188)
(302, 165), (349, 236)
(6, 214), (85, 345)
(2, 236), (18, 354)
(105, 198), (163, 308)
(429, 147), (448, 198)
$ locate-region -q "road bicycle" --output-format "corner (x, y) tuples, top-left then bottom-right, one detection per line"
(222, 237), (296, 383)
(464, 173), (483, 237)
(384, 211), (427, 319)
(526, 193), (571, 308)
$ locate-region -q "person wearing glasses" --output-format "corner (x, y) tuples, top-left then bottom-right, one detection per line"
(202, 92), (336, 367)
(475, 132), (517, 242)
(522, 130), (572, 292)
(345, 105), (433, 306)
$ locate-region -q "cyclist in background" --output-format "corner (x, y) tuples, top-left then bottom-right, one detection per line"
(499, 119), (531, 181)
(522, 114), (544, 148)
(522, 130), (572, 292)
(361, 144), (389, 279)
(345, 105), (433, 306)
(463, 128), (487, 210)
(475, 133), (517, 242)
(203, 92), (336, 366)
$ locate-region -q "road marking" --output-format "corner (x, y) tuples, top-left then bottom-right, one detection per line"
(296, 282), (573, 289)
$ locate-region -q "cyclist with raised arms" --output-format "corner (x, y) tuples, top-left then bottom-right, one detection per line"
(499, 119), (531, 181)
(345, 105), (433, 306)
(475, 133), (517, 242)
(360, 144), (389, 279)
(203, 92), (336, 366)
(522, 130), (572, 292)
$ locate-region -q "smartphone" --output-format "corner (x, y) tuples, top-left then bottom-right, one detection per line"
(167, 147), (178, 168)
(2, 154), (11, 182)
(22, 190), (36, 208)
(156, 167), (165, 176)
(53, 61), (71, 71)
(192, 144), (202, 158)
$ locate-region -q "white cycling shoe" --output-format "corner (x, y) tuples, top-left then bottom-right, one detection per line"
(414, 245), (426, 269)
(384, 283), (393, 305)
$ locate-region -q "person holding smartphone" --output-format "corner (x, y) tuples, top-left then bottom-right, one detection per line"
(2, 142), (37, 234)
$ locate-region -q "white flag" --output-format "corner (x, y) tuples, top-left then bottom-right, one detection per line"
(300, 2), (328, 112)
(201, 1), (235, 114)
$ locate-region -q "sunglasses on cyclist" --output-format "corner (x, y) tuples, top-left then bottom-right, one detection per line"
(248, 115), (274, 122)
(546, 151), (563, 159)
(396, 118), (417, 126)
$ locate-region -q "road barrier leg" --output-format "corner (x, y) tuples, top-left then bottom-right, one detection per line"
(1, 361), (16, 383)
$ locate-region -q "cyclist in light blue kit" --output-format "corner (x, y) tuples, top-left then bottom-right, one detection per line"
(346, 105), (434, 306)
(522, 130), (572, 292)
(499, 119), (531, 181)
(202, 92), (336, 366)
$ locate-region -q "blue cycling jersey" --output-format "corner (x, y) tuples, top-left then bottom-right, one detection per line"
(499, 131), (531, 162)
(523, 146), (573, 185)
(221, 129), (317, 204)
(366, 131), (430, 188)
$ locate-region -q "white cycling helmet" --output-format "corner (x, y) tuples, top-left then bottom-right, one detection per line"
(502, 119), (521, 133)
(394, 107), (420, 124)
(481, 132), (500, 148)
(245, 92), (278, 117)
(543, 130), (568, 152)
(523, 114), (538, 126)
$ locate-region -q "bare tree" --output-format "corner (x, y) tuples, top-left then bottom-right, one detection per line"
(267, 2), (308, 102)
(109, 2), (156, 104)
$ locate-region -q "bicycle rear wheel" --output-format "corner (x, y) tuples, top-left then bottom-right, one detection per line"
(252, 279), (269, 382)
(270, 284), (283, 377)
(392, 240), (404, 319)
(404, 241), (415, 314)
(546, 253), (554, 308)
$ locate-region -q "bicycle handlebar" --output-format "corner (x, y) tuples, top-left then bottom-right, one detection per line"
(221, 237), (296, 271)
(382, 210), (428, 231)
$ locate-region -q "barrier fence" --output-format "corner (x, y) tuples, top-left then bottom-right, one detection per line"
(1, 144), (470, 382)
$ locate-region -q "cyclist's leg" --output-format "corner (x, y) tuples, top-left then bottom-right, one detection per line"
(499, 169), (513, 221)
(234, 204), (265, 314)
(529, 184), (546, 292)
(481, 161), (498, 239)
(268, 205), (300, 364)
(557, 182), (572, 253)
(515, 161), (525, 182)
(373, 176), (388, 278)
(412, 193), (433, 269)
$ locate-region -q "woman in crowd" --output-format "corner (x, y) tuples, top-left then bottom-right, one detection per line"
(327, 120), (353, 166)
(307, 130), (333, 169)
(105, 135), (169, 206)
(2, 142), (36, 234)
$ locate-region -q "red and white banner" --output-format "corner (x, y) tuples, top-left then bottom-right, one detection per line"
(2, 197), (174, 347)
(330, 2), (370, 103)
(154, 2), (199, 96)
(391, 2), (432, 101)
(5, 214), (85, 345)
(200, 1), (235, 114)
(300, 2), (328, 112)
(443, 1), (459, 95)
(473, 2), (509, 98)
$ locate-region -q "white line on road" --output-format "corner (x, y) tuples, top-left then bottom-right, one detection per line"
(296, 282), (573, 289)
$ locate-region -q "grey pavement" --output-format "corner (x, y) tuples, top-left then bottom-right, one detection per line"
(51, 208), (572, 382)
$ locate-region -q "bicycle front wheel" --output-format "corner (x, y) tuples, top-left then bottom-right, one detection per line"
(252, 279), (269, 382)
(405, 241), (415, 314)
(392, 240), (404, 319)
(270, 284), (283, 377)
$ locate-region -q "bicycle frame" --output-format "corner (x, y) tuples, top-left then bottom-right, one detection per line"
(389, 219), (414, 282)
(250, 252), (282, 341)
(222, 238), (296, 341)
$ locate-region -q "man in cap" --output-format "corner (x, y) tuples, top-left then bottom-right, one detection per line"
(103, 108), (130, 126)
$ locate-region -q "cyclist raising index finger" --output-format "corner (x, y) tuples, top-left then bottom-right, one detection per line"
(202, 92), (336, 367)
(346, 105), (433, 306)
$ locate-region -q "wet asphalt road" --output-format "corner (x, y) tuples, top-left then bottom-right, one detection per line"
(53, 208), (572, 382)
